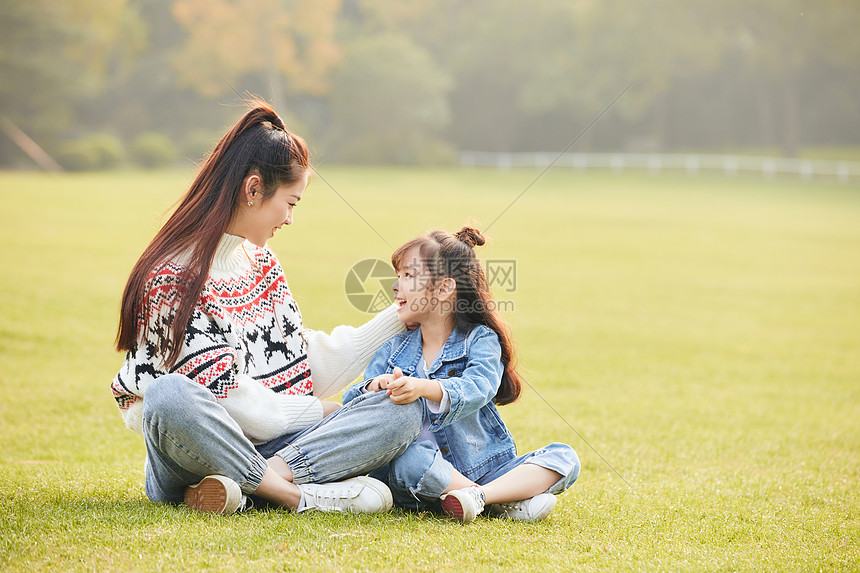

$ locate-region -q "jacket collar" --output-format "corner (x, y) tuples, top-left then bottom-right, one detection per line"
(388, 325), (471, 375)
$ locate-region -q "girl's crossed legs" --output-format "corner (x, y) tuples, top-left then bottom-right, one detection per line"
(380, 440), (580, 521)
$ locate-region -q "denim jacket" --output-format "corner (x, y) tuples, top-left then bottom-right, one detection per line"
(342, 324), (517, 481)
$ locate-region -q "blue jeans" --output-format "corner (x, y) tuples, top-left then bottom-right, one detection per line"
(375, 441), (580, 511)
(142, 374), (423, 504)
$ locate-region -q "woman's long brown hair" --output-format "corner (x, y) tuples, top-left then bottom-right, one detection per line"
(115, 99), (310, 368)
(391, 227), (523, 405)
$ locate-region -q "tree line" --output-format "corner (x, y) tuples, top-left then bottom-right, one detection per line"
(2, 0), (858, 168)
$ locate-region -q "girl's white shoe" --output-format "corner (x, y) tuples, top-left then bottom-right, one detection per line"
(440, 485), (486, 523)
(485, 493), (557, 522)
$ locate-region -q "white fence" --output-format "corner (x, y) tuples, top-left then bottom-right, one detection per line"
(460, 151), (860, 184)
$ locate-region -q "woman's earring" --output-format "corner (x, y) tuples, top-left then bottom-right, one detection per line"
(248, 201), (254, 207)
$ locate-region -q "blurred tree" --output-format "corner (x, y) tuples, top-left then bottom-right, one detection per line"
(327, 33), (452, 163)
(4, 0), (860, 166)
(345, 0), (726, 152)
(56, 133), (125, 171)
(345, 0), (437, 34)
(77, 0), (229, 150)
(130, 132), (178, 168)
(511, 0), (727, 151)
(172, 0), (341, 106)
(342, 0), (563, 152)
(430, 1), (568, 152)
(713, 0), (860, 156)
(0, 0), (143, 164)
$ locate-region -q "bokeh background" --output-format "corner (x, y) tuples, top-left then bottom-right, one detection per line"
(1, 2), (859, 570)
(2, 0), (860, 169)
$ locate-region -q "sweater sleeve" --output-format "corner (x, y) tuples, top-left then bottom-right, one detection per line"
(178, 299), (324, 443)
(305, 304), (405, 399)
(219, 375), (323, 444)
(341, 337), (395, 405)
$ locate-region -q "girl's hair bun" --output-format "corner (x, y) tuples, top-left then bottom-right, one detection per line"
(455, 226), (485, 248)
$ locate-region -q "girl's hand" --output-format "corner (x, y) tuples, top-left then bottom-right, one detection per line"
(385, 369), (443, 405)
(384, 375), (425, 404)
(366, 367), (405, 392)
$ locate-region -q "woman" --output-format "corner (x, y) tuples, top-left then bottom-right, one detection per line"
(112, 100), (423, 514)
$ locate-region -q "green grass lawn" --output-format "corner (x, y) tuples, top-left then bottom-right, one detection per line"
(1, 167), (858, 571)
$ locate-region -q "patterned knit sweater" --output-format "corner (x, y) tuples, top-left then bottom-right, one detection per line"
(111, 233), (403, 444)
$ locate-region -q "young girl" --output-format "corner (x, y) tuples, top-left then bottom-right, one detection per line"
(342, 227), (580, 522)
(112, 100), (424, 515)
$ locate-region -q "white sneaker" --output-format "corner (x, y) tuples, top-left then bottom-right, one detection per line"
(298, 476), (393, 514)
(183, 475), (245, 515)
(440, 485), (485, 523)
(486, 492), (557, 522)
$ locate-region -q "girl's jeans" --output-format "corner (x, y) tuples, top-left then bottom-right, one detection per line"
(376, 440), (581, 511)
(141, 374), (424, 504)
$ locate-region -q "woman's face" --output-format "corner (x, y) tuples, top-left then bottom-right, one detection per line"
(240, 172), (309, 247)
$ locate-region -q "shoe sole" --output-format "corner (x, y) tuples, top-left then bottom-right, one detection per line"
(440, 491), (478, 523)
(184, 476), (242, 515)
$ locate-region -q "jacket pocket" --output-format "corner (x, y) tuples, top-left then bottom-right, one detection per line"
(435, 357), (466, 379)
(478, 405), (510, 440)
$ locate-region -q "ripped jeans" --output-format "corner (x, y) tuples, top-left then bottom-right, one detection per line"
(372, 440), (580, 511)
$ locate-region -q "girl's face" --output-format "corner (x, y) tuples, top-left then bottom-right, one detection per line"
(238, 172), (309, 247)
(392, 246), (455, 324)
(392, 247), (434, 323)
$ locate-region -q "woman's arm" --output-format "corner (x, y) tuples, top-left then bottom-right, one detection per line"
(341, 337), (395, 405)
(305, 304), (405, 399)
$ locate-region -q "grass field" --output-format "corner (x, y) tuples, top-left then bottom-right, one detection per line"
(0, 167), (858, 571)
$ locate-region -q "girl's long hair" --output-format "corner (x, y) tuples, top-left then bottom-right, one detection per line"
(391, 226), (523, 405)
(115, 98), (310, 368)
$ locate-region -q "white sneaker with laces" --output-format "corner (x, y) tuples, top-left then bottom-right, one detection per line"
(486, 492), (557, 522)
(440, 485), (485, 523)
(183, 475), (245, 515)
(298, 476), (393, 514)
